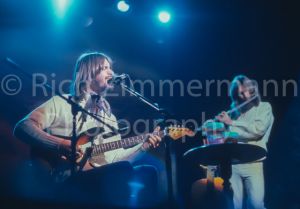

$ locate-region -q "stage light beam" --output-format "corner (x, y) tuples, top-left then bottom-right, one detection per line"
(53, 0), (71, 19)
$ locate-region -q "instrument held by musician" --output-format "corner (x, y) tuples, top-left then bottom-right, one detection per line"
(201, 94), (259, 145)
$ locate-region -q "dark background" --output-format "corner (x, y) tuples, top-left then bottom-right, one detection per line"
(0, 0), (299, 208)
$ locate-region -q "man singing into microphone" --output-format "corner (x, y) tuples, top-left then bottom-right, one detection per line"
(216, 75), (274, 209)
(13, 52), (162, 205)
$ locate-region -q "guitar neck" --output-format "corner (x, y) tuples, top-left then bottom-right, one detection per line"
(91, 130), (165, 155)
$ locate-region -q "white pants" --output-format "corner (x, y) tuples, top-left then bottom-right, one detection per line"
(230, 162), (266, 209)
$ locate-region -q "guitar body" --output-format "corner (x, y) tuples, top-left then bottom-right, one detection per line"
(32, 126), (195, 182)
(53, 131), (113, 180)
(76, 134), (108, 170)
(74, 126), (195, 171)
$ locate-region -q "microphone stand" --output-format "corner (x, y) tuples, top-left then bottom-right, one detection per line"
(5, 57), (116, 176)
(118, 82), (176, 208)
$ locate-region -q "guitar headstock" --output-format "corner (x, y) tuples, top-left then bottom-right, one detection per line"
(167, 125), (195, 140)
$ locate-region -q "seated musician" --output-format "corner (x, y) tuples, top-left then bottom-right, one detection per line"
(215, 75), (274, 209)
(13, 52), (162, 206)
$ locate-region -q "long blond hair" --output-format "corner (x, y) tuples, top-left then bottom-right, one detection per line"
(70, 52), (112, 99)
(229, 75), (261, 118)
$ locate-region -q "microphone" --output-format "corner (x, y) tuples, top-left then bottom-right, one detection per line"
(108, 73), (128, 85)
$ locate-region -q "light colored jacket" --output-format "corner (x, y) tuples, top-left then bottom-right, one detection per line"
(230, 102), (274, 151)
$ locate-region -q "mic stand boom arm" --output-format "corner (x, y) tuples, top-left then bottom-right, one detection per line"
(120, 83), (164, 113)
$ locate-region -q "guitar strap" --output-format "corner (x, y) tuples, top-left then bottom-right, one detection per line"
(76, 94), (119, 135)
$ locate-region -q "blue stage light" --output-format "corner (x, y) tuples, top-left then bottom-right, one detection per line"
(53, 0), (71, 19)
(117, 1), (130, 13)
(158, 11), (171, 23)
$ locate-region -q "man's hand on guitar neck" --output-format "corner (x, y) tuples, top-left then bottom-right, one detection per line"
(141, 126), (162, 151)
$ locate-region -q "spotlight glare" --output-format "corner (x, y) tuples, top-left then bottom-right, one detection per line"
(117, 1), (130, 12)
(53, 0), (71, 19)
(158, 11), (171, 23)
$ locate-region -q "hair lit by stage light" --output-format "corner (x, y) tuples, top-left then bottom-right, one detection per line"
(117, 1), (130, 12)
(53, 0), (71, 19)
(158, 11), (171, 23)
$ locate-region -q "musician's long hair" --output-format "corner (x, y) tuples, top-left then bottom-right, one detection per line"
(70, 52), (112, 100)
(229, 75), (261, 118)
